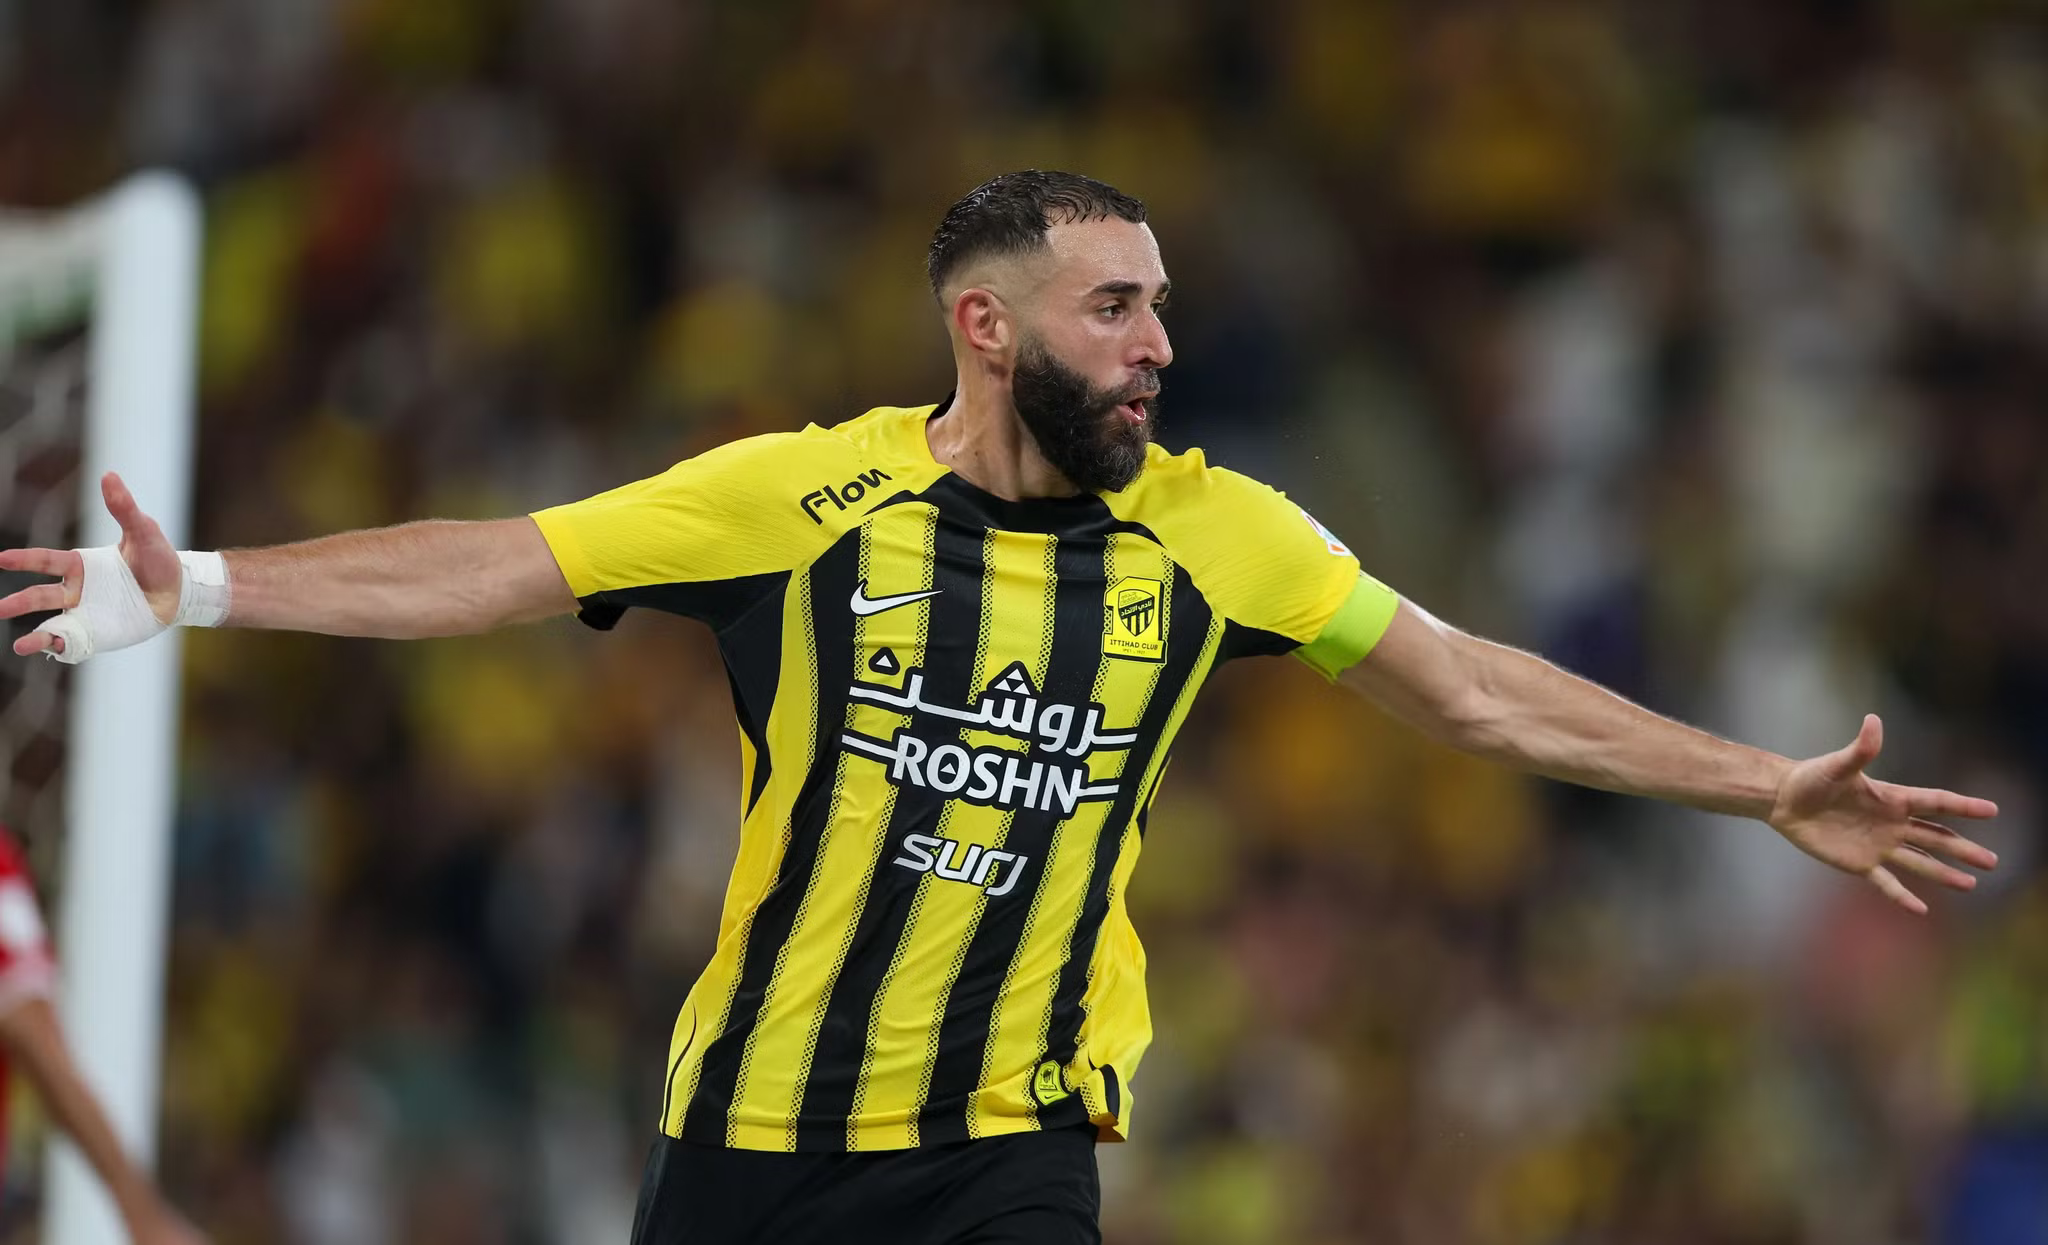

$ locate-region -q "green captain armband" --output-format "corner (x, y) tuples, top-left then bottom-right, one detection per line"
(1295, 573), (1401, 681)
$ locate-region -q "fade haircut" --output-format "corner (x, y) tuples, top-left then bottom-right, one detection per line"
(926, 170), (1148, 300)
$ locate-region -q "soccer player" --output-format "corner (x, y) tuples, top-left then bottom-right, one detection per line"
(0, 171), (1999, 1244)
(0, 828), (206, 1244)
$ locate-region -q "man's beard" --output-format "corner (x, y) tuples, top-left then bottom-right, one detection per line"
(1011, 339), (1159, 494)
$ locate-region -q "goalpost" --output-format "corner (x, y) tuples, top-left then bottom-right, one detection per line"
(0, 173), (200, 1244)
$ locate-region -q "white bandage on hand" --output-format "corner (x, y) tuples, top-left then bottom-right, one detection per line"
(33, 546), (170, 665)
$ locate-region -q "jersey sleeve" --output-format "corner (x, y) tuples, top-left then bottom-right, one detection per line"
(531, 429), (865, 631)
(1131, 458), (1399, 679)
(0, 837), (55, 1017)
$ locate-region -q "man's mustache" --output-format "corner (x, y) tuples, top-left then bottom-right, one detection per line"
(1105, 373), (1161, 408)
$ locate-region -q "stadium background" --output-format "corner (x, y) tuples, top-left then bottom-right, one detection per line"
(3, 0), (2046, 1241)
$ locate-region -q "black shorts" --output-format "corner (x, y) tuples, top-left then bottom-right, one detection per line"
(627, 1125), (1101, 1245)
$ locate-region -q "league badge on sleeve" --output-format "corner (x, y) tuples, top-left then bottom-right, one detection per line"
(1300, 508), (1352, 557)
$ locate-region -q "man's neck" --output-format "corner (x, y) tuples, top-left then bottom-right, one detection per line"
(925, 381), (1080, 502)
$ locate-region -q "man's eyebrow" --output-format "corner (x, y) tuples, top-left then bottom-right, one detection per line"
(1086, 278), (1172, 300)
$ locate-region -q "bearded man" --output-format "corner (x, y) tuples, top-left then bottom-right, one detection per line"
(0, 171), (1999, 1245)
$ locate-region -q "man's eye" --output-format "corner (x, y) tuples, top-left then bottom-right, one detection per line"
(1099, 305), (1124, 319)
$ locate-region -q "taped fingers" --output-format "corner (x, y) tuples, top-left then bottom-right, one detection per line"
(29, 615), (90, 664)
(11, 631), (60, 658)
(18, 546), (169, 665)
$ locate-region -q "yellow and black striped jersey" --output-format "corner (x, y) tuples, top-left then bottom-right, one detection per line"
(532, 400), (1399, 1152)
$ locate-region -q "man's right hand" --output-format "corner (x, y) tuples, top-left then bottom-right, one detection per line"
(9, 474), (575, 644)
(0, 472), (182, 658)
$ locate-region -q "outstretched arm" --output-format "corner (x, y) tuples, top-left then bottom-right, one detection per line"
(1341, 599), (2000, 914)
(210, 517), (574, 637)
(0, 473), (578, 655)
(0, 996), (208, 1245)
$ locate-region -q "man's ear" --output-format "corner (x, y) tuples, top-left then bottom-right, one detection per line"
(952, 288), (1013, 357)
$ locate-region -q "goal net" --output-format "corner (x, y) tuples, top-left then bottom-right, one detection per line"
(0, 328), (87, 853)
(0, 174), (199, 1245)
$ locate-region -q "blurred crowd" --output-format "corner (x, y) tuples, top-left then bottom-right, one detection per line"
(2, 0), (2046, 1241)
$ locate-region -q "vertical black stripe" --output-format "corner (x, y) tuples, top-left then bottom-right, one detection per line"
(915, 535), (1107, 1145)
(792, 509), (984, 1149)
(680, 534), (864, 1144)
(1036, 564), (1214, 1129)
(721, 582), (792, 819)
(658, 1009), (698, 1132)
(1134, 776), (1160, 840)
(722, 660), (776, 819)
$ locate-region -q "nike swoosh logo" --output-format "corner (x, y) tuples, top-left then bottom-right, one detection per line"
(851, 581), (943, 616)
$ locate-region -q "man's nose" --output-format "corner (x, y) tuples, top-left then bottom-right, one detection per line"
(1134, 311), (1172, 370)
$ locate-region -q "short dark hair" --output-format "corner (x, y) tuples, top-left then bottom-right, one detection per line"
(926, 170), (1148, 299)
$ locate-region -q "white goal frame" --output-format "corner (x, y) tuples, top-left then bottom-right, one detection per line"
(0, 172), (200, 1245)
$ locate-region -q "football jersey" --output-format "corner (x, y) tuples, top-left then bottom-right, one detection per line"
(532, 400), (1400, 1152)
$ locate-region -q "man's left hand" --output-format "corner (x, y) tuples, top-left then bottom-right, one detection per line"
(1770, 714), (2000, 915)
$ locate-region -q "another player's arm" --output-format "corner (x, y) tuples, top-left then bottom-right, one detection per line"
(0, 996), (206, 1245)
(1339, 597), (2001, 912)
